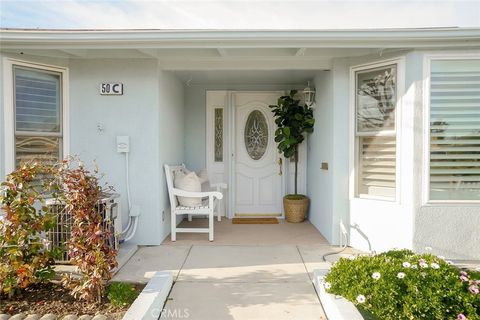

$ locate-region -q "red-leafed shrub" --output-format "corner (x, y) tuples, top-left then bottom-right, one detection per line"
(55, 159), (117, 303)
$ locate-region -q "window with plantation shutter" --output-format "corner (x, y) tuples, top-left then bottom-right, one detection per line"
(429, 59), (480, 201)
(355, 64), (398, 200)
(13, 66), (63, 167)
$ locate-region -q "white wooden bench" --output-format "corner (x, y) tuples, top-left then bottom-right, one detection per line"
(164, 164), (224, 241)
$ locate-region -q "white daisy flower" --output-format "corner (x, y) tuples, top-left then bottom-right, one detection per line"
(402, 262), (411, 268)
(356, 294), (366, 304)
(438, 255), (445, 260)
(372, 272), (381, 280)
(419, 262), (428, 268)
(411, 264), (418, 269)
(446, 260), (454, 265)
(324, 282), (331, 289)
(42, 238), (52, 250)
(397, 272), (406, 279)
(430, 263), (440, 269)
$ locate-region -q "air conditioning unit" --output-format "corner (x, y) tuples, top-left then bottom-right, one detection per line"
(45, 193), (120, 264)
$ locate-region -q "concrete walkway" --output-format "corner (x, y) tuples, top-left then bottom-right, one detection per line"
(114, 220), (356, 320)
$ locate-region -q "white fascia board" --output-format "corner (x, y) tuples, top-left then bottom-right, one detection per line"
(1, 28), (480, 50)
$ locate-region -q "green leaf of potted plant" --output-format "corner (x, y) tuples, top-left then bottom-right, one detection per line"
(269, 90), (315, 223)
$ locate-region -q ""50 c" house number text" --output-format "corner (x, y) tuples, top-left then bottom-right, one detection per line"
(100, 83), (123, 95)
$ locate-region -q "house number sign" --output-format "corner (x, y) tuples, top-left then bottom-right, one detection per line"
(100, 83), (123, 95)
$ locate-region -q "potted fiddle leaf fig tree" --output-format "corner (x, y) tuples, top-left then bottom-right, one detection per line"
(269, 90), (315, 222)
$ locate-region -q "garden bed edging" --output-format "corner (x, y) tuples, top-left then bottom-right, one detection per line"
(313, 268), (364, 320)
(122, 271), (173, 320)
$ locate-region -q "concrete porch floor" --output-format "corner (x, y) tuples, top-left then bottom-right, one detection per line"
(114, 219), (358, 320)
(162, 218), (331, 246)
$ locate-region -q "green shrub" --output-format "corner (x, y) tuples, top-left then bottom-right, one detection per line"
(0, 163), (57, 297)
(107, 282), (140, 307)
(325, 249), (480, 320)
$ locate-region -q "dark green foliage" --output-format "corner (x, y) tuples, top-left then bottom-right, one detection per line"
(269, 90), (315, 194)
(325, 250), (480, 320)
(0, 163), (57, 297)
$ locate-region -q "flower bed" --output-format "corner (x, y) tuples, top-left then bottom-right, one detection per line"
(1, 281), (144, 319)
(0, 159), (130, 318)
(324, 249), (480, 320)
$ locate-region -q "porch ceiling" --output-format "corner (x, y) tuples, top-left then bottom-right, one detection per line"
(0, 46), (385, 70)
(173, 70), (319, 85)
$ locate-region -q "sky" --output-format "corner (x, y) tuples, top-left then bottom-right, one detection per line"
(0, 0), (479, 30)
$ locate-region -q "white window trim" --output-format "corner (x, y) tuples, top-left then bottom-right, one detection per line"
(3, 58), (69, 174)
(422, 52), (480, 205)
(349, 57), (405, 203)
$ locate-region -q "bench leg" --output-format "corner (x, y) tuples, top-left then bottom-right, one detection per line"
(217, 199), (222, 222)
(188, 214), (192, 222)
(171, 212), (176, 242)
(209, 212), (214, 241)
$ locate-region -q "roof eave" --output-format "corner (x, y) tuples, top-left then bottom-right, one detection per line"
(1, 28), (480, 49)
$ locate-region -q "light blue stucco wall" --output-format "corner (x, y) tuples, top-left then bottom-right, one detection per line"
(308, 63), (351, 246)
(307, 71), (334, 241)
(69, 59), (168, 245)
(157, 70), (185, 238)
(69, 60), (185, 245)
(1, 55), (185, 245)
(331, 59), (351, 246)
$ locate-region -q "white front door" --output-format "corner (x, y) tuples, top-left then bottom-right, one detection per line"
(234, 92), (283, 215)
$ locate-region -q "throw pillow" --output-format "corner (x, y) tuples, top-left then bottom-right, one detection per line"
(174, 170), (202, 207)
(197, 168), (209, 184)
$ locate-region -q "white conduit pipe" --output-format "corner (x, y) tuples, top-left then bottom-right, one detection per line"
(120, 152), (139, 241)
(125, 152), (132, 211)
(120, 152), (133, 234)
(123, 215), (139, 242)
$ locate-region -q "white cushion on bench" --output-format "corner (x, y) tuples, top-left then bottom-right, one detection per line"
(174, 170), (202, 207)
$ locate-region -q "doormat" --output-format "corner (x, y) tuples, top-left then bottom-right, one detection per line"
(232, 217), (279, 224)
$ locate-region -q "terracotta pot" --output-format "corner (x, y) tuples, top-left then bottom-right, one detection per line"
(283, 195), (309, 223)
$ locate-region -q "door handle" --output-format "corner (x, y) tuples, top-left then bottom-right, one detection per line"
(278, 158), (283, 176)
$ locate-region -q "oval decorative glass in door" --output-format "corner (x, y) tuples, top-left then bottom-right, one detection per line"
(244, 110), (268, 160)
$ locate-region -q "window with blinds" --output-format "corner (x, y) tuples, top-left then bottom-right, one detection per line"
(355, 64), (398, 200)
(429, 59), (480, 201)
(14, 66), (62, 167)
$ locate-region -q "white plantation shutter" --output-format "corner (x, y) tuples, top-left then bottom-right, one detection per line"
(15, 68), (61, 132)
(429, 59), (480, 201)
(355, 64), (397, 200)
(358, 136), (396, 198)
(14, 66), (62, 167)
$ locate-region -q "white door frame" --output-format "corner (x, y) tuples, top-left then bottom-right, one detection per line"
(228, 91), (286, 219)
(206, 90), (308, 219)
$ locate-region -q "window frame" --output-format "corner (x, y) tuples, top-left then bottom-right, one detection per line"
(423, 53), (480, 205)
(350, 58), (404, 203)
(3, 58), (69, 174)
